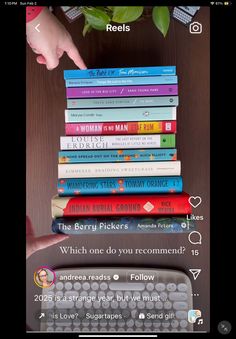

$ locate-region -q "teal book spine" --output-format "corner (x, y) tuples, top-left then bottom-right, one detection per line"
(58, 149), (177, 163)
(57, 176), (183, 196)
(67, 96), (179, 108)
(64, 66), (176, 79)
(65, 107), (176, 123)
(65, 75), (178, 87)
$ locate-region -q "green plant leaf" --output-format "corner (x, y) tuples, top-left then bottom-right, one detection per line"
(82, 7), (110, 30)
(152, 6), (170, 37)
(82, 23), (91, 37)
(112, 6), (143, 23)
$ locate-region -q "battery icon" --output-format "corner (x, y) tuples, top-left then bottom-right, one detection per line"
(224, 2), (229, 4)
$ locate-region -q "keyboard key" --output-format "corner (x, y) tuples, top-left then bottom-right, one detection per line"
(98, 291), (105, 299)
(176, 311), (188, 319)
(164, 301), (172, 309)
(111, 300), (119, 309)
(119, 300), (127, 309)
(126, 319), (135, 327)
(89, 291), (97, 299)
(109, 319), (116, 327)
(160, 292), (168, 301)
(102, 300), (110, 309)
(137, 300), (145, 309)
(144, 319), (152, 328)
(128, 300), (136, 309)
(177, 283), (188, 292)
(80, 291), (88, 298)
(135, 319), (143, 327)
(173, 302), (188, 310)
(180, 319), (188, 328)
(100, 282), (108, 290)
(82, 319), (90, 327)
(73, 282), (81, 290)
(146, 283), (154, 291)
(55, 300), (74, 309)
(91, 282), (99, 290)
(64, 327), (72, 331)
(82, 282), (90, 291)
(155, 283), (165, 291)
(56, 282), (64, 290)
(65, 291), (79, 299)
(110, 282), (145, 291)
(171, 319), (179, 328)
(47, 327), (54, 332)
(65, 282), (73, 290)
(146, 301), (154, 309)
(169, 292), (187, 301)
(54, 327), (62, 331)
(167, 283), (177, 292)
(75, 300), (83, 309)
(117, 319), (125, 327)
(107, 291), (115, 299)
(93, 301), (101, 309)
(162, 321), (170, 328)
(84, 300), (92, 309)
(153, 319), (161, 328)
(155, 301), (163, 309)
(133, 291), (141, 299)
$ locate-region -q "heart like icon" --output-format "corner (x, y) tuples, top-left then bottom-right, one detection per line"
(188, 196), (202, 208)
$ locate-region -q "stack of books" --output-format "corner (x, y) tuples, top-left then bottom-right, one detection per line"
(51, 66), (193, 235)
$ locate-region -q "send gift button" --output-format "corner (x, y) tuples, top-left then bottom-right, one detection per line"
(126, 271), (157, 283)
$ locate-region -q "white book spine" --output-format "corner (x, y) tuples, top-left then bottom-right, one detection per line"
(58, 161), (181, 178)
(60, 135), (175, 150)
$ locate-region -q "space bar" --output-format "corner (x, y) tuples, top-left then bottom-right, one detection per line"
(109, 282), (145, 291)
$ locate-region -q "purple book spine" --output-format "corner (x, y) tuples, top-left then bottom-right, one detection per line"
(66, 85), (178, 98)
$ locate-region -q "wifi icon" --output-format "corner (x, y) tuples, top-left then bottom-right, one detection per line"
(210, 2), (215, 4)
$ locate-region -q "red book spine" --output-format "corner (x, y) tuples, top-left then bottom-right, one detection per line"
(65, 121), (177, 135)
(52, 193), (191, 217)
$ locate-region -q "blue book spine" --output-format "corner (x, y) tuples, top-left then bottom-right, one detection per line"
(57, 176), (183, 196)
(52, 216), (195, 235)
(64, 66), (176, 79)
(59, 149), (177, 163)
(67, 96), (179, 108)
(65, 75), (178, 87)
(65, 107), (176, 123)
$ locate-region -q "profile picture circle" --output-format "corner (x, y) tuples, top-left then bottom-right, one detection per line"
(34, 266), (56, 288)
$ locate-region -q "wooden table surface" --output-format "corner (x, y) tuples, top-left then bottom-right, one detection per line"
(27, 7), (210, 331)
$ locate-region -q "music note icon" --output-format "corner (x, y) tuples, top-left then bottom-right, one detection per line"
(198, 319), (203, 325)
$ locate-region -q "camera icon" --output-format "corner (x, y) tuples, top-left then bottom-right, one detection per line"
(189, 21), (202, 34)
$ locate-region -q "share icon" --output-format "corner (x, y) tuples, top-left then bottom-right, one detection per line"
(189, 269), (201, 280)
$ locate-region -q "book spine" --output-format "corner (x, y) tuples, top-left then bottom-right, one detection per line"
(66, 85), (178, 98)
(65, 75), (178, 87)
(58, 161), (181, 178)
(65, 121), (177, 135)
(65, 107), (176, 123)
(64, 66), (176, 79)
(60, 135), (176, 150)
(51, 193), (192, 217)
(58, 149), (177, 163)
(52, 216), (195, 235)
(67, 96), (179, 108)
(57, 176), (183, 196)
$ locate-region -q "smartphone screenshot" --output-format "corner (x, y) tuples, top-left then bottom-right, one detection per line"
(2, 1), (233, 337)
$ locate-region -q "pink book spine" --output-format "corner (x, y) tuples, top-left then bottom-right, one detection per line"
(66, 85), (178, 98)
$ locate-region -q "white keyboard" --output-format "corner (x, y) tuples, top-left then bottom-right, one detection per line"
(172, 7), (200, 26)
(40, 267), (193, 332)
